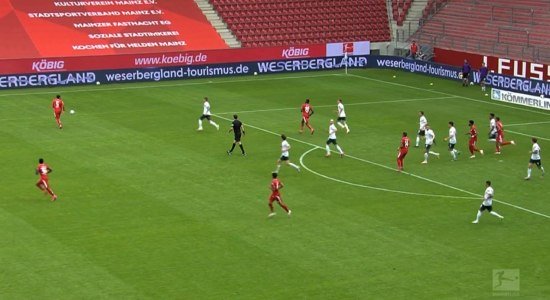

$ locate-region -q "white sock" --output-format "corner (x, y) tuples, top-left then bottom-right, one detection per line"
(209, 120), (218, 127)
(344, 124), (349, 131)
(541, 166), (545, 174)
(275, 164), (281, 172)
(336, 145), (343, 154)
(527, 168), (532, 177)
(429, 151), (439, 156)
(475, 210), (482, 221)
(198, 119), (203, 128)
(424, 153), (428, 161)
(326, 145), (330, 155)
(289, 162), (300, 170)
(490, 211), (503, 218)
(337, 122), (344, 128)
(416, 136), (420, 147)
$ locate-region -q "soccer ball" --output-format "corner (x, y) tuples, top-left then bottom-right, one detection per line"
(70, 109), (75, 114)
(470, 82), (474, 85)
(253, 72), (258, 76)
(96, 81), (101, 85)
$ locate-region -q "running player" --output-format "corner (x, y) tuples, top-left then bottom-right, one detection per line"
(275, 134), (300, 173)
(525, 137), (545, 180)
(197, 97), (219, 131)
(336, 98), (350, 133)
(36, 158), (57, 201)
(467, 120), (484, 158)
(299, 98), (315, 134)
(227, 114), (246, 156)
(52, 95), (65, 129)
(495, 116), (515, 154)
(268, 172), (291, 217)
(415, 111), (428, 147)
(472, 180), (504, 223)
(397, 132), (410, 171)
(421, 124), (439, 164)
(325, 119), (344, 157)
(444, 121), (459, 161)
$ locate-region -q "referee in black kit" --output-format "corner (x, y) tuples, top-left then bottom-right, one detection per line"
(227, 114), (246, 156)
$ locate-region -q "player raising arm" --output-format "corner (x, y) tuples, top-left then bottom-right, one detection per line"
(525, 137), (545, 180)
(52, 95), (65, 129)
(268, 172), (291, 218)
(36, 158), (57, 201)
(299, 98), (315, 134)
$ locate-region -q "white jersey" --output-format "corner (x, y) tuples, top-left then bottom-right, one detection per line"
(489, 118), (497, 134)
(531, 143), (541, 160)
(281, 140), (290, 157)
(337, 103), (346, 118)
(419, 115), (428, 130)
(328, 124), (337, 139)
(203, 101), (211, 115)
(425, 129), (435, 145)
(483, 186), (494, 206)
(448, 126), (457, 144)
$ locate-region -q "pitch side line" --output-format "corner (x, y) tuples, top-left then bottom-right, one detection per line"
(507, 130), (550, 142)
(0, 73), (341, 98)
(213, 113), (550, 219)
(216, 96), (455, 115)
(507, 120), (550, 127)
(299, 147), (477, 199)
(346, 73), (550, 117)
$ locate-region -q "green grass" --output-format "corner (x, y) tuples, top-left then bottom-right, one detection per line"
(1, 69), (549, 299)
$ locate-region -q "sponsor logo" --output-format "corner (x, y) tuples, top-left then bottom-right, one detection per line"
(492, 89), (501, 99)
(282, 47), (310, 59)
(491, 88), (550, 110)
(31, 59), (65, 72)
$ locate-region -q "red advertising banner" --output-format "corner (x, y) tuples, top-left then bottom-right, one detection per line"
(434, 48), (550, 82)
(0, 45), (327, 74)
(0, 0), (227, 59)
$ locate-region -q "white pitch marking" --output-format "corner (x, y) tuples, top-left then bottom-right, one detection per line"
(506, 120), (550, 127)
(213, 114), (550, 219)
(299, 147), (477, 199)
(216, 96), (455, 115)
(507, 130), (550, 142)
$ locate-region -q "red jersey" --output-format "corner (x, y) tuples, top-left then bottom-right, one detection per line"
(469, 125), (478, 138)
(301, 103), (313, 117)
(496, 121), (504, 135)
(37, 163), (50, 180)
(271, 178), (282, 192)
(52, 98), (64, 112)
(400, 136), (410, 151)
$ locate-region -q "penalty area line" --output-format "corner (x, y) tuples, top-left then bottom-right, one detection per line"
(213, 114), (550, 219)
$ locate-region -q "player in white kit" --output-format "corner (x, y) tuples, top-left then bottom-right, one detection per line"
(421, 124), (439, 164)
(197, 97), (220, 131)
(472, 180), (504, 223)
(416, 111), (428, 147)
(525, 137), (545, 180)
(336, 99), (350, 133)
(488, 113), (497, 142)
(275, 134), (301, 173)
(444, 121), (460, 161)
(325, 119), (344, 157)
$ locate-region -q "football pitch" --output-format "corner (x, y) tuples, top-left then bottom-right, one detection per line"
(1, 69), (549, 299)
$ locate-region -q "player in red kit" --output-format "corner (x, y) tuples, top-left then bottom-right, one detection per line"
(397, 132), (410, 172)
(299, 98), (315, 134)
(495, 116), (515, 154)
(467, 120), (484, 158)
(52, 95), (65, 129)
(36, 158), (57, 201)
(268, 172), (291, 217)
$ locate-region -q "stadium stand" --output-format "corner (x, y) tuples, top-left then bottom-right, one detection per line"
(209, 0), (391, 47)
(392, 0), (413, 26)
(414, 0), (550, 62)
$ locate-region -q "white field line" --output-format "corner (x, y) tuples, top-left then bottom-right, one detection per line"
(213, 114), (550, 219)
(299, 147), (477, 199)
(507, 121), (550, 127)
(216, 96), (455, 115)
(507, 130), (550, 142)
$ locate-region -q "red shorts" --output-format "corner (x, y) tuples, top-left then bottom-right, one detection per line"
(54, 110), (62, 118)
(269, 192), (281, 204)
(302, 115), (310, 123)
(397, 150), (408, 159)
(37, 177), (49, 188)
(469, 138), (477, 145)
(496, 134), (504, 143)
